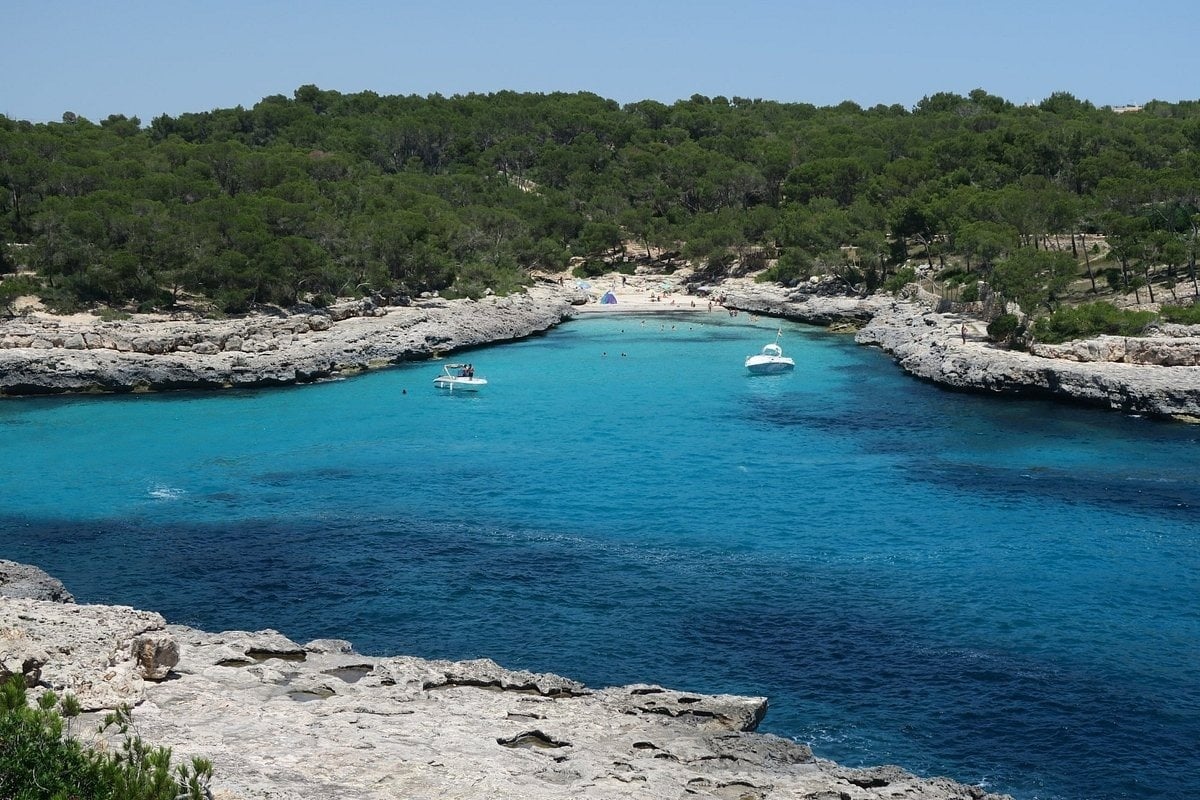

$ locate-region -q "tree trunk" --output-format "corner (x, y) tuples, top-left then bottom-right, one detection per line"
(1143, 264), (1155, 304)
(1191, 224), (1200, 296)
(1081, 234), (1096, 292)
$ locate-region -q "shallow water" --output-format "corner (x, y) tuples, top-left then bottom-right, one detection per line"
(2, 313), (1198, 800)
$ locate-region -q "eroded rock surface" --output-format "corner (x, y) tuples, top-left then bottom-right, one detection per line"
(855, 303), (1200, 417)
(0, 287), (573, 396)
(0, 559), (75, 602)
(0, 591), (1009, 800)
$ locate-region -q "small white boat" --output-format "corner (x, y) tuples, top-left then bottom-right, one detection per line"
(433, 363), (487, 392)
(745, 333), (795, 374)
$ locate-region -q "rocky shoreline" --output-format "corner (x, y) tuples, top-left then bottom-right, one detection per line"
(0, 284), (575, 396)
(3, 277), (1199, 418)
(714, 279), (1200, 419)
(0, 561), (1008, 800)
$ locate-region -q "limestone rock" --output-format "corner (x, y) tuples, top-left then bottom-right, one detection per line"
(855, 303), (1200, 417)
(0, 597), (172, 709)
(0, 627), (49, 685)
(133, 631), (180, 680)
(0, 286), (574, 396)
(0, 559), (75, 602)
(0, 588), (1012, 800)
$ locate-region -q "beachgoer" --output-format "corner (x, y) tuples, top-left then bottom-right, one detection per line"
(621, 275), (627, 286)
(960, 324), (967, 344)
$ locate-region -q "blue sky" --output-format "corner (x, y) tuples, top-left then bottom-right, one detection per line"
(5, 0), (1198, 123)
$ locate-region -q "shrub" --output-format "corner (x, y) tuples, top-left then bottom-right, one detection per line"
(571, 260), (610, 279)
(93, 307), (133, 321)
(883, 265), (917, 295)
(0, 674), (213, 800)
(756, 249), (813, 286)
(960, 281), (980, 303)
(987, 313), (1021, 344)
(1030, 302), (1155, 344)
(936, 266), (967, 284)
(1160, 302), (1200, 325)
(0, 677), (106, 799)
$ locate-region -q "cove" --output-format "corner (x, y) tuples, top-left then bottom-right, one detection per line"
(2, 313), (1198, 800)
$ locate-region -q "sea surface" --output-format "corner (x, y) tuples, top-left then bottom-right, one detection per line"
(2, 313), (1198, 800)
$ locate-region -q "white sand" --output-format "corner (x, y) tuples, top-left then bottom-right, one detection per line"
(559, 270), (721, 314)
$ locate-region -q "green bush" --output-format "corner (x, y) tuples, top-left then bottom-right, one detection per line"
(883, 265), (917, 295)
(571, 260), (611, 279)
(959, 281), (980, 303)
(756, 250), (813, 286)
(987, 313), (1021, 344)
(936, 266), (967, 284)
(93, 307), (133, 321)
(1030, 301), (1155, 344)
(0, 675), (213, 800)
(1160, 302), (1200, 325)
(0, 677), (106, 799)
(0, 276), (38, 316)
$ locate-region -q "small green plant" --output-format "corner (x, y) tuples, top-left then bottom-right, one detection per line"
(0, 674), (213, 800)
(959, 282), (980, 303)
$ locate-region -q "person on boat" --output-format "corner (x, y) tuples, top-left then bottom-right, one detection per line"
(466, 364), (474, 378)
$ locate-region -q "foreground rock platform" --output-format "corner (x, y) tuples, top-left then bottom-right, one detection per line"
(0, 590), (1008, 800)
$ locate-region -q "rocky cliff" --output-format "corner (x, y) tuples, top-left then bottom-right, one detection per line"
(0, 286), (574, 395)
(854, 303), (1200, 418)
(715, 279), (1200, 419)
(0, 569), (1008, 800)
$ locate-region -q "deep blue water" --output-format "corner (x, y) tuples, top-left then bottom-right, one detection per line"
(2, 313), (1198, 800)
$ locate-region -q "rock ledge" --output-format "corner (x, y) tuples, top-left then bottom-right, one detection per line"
(0, 589), (1009, 800)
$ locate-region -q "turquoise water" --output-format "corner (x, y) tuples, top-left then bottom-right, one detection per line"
(2, 313), (1198, 800)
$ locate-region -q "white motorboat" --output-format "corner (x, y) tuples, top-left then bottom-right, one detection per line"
(433, 363), (487, 392)
(745, 333), (795, 374)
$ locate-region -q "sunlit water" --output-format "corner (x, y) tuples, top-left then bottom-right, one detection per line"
(2, 313), (1198, 800)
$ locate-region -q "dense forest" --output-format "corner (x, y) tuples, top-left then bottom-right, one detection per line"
(2, 86), (1200, 328)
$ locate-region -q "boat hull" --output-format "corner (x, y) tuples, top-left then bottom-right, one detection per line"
(433, 377), (487, 391)
(745, 356), (795, 374)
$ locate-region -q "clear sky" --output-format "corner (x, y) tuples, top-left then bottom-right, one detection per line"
(5, 0), (1198, 124)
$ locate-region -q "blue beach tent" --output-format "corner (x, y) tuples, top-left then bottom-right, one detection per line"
(600, 290), (618, 304)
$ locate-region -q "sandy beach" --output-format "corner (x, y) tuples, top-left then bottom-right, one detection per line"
(555, 270), (722, 315)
